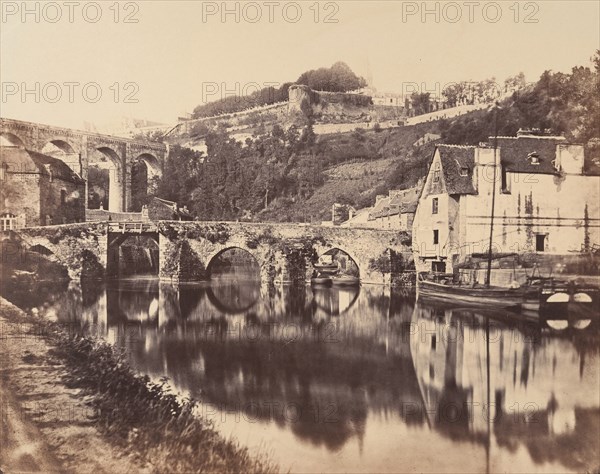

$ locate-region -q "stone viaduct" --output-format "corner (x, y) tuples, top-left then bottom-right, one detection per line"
(0, 117), (167, 212)
(3, 221), (413, 285)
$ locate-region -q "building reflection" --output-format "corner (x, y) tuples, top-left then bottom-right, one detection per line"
(15, 278), (600, 473)
(410, 303), (600, 472)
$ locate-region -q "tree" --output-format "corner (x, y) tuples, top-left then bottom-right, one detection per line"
(411, 92), (431, 115)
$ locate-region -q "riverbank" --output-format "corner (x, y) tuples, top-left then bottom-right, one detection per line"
(0, 297), (277, 474)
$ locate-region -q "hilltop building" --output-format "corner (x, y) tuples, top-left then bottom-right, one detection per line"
(0, 146), (85, 229)
(412, 131), (600, 275)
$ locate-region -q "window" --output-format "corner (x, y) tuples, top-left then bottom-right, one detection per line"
(460, 167), (469, 177)
(433, 162), (440, 183)
(501, 165), (510, 193)
(432, 198), (439, 214)
(536, 234), (546, 252)
(60, 189), (67, 205)
(433, 229), (439, 245)
(0, 213), (16, 231)
(528, 152), (540, 165)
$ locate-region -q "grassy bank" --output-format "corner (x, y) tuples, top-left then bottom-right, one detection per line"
(0, 297), (278, 474)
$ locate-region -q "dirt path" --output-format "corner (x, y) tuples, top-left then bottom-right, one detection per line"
(0, 297), (149, 474)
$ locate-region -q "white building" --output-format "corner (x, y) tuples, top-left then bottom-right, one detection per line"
(413, 131), (600, 275)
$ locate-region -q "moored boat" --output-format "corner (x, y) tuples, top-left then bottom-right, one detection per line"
(331, 274), (360, 287)
(313, 263), (339, 274)
(417, 272), (526, 309)
(311, 274), (332, 286)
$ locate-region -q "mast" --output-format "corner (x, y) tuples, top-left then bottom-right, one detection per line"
(485, 103), (500, 287)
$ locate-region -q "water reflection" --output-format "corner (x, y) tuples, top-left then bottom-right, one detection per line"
(5, 279), (599, 473)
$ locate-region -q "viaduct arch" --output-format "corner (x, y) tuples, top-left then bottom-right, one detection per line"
(0, 117), (167, 213)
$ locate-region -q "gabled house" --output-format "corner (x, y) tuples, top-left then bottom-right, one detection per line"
(412, 131), (600, 275)
(365, 186), (421, 231)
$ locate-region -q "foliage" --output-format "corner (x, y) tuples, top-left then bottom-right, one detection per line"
(131, 129), (165, 143)
(368, 253), (391, 276)
(51, 332), (277, 473)
(297, 61), (367, 92)
(87, 166), (109, 209)
(410, 92), (431, 115)
(191, 61), (365, 119)
(441, 51), (600, 144)
(441, 77), (504, 108)
(192, 84), (292, 118)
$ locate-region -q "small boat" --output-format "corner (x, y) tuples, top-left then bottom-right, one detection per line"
(331, 274), (360, 287)
(314, 263), (339, 274)
(311, 274), (332, 286)
(417, 272), (526, 309)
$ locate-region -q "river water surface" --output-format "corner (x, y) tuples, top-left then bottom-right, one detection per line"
(4, 276), (599, 473)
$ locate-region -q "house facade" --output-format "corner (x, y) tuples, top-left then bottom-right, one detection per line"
(337, 185), (420, 230)
(0, 146), (86, 229)
(412, 132), (600, 275)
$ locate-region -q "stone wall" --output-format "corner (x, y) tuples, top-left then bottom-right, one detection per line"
(0, 173), (42, 226)
(39, 175), (86, 225)
(10, 223), (108, 280)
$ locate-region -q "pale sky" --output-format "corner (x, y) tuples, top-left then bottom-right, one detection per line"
(1, 0), (599, 130)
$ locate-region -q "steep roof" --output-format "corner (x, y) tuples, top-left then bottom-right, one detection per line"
(368, 186), (420, 219)
(437, 145), (476, 195)
(495, 136), (563, 175)
(0, 146), (84, 184)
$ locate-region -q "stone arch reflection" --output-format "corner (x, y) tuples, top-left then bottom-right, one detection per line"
(311, 285), (359, 316)
(206, 247), (261, 314)
(205, 284), (260, 314)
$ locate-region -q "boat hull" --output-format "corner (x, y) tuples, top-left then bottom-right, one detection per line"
(417, 280), (525, 308)
(311, 277), (332, 287)
(331, 276), (360, 287)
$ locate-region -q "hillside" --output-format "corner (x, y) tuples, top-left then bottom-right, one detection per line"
(151, 52), (599, 223)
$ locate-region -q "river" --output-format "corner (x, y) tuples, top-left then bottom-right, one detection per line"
(3, 275), (599, 473)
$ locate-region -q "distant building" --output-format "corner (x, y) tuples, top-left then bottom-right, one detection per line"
(412, 131), (600, 274)
(367, 186), (421, 231)
(0, 146), (85, 229)
(339, 184), (421, 230)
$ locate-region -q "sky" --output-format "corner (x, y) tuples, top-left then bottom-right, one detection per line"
(1, 0), (599, 130)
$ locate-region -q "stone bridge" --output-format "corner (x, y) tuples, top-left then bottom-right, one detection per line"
(0, 117), (167, 212)
(3, 222), (413, 285)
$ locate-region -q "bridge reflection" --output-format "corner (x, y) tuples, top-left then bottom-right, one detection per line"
(6, 279), (599, 473)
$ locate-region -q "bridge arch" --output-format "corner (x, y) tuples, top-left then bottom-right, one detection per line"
(107, 233), (160, 277)
(0, 132), (27, 148)
(90, 146), (123, 212)
(206, 246), (261, 279)
(131, 153), (162, 211)
(317, 247), (361, 277)
(41, 139), (80, 173)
